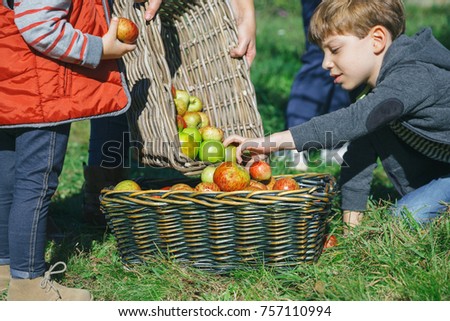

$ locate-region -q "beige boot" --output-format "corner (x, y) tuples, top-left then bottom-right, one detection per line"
(0, 265), (10, 292)
(7, 262), (92, 301)
(82, 164), (128, 227)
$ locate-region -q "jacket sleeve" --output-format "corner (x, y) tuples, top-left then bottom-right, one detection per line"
(13, 0), (102, 69)
(339, 135), (378, 211)
(289, 64), (436, 151)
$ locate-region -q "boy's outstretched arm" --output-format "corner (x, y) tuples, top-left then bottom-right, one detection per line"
(223, 130), (296, 163)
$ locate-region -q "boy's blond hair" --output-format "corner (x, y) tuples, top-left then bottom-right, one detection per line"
(309, 0), (406, 47)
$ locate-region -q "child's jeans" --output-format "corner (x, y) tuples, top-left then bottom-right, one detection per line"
(393, 176), (450, 224)
(0, 124), (70, 278)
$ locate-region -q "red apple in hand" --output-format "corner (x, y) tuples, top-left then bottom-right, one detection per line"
(249, 161), (272, 181)
(272, 177), (299, 190)
(213, 161), (250, 192)
(117, 17), (139, 44)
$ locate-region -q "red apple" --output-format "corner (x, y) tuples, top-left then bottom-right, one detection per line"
(272, 177), (299, 191)
(170, 183), (194, 191)
(117, 17), (139, 44)
(249, 161), (272, 181)
(213, 161), (250, 192)
(249, 180), (268, 190)
(323, 235), (338, 249)
(195, 182), (221, 192)
(176, 115), (187, 132)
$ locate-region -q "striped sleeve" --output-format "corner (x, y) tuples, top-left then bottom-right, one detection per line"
(13, 0), (102, 69)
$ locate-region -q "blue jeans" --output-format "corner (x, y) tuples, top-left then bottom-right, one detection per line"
(0, 125), (70, 278)
(89, 114), (129, 168)
(393, 176), (450, 224)
(285, 0), (351, 128)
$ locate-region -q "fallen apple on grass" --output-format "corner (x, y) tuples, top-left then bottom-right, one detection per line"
(117, 17), (139, 44)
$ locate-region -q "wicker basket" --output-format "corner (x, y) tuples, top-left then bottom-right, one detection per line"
(100, 173), (336, 273)
(113, 0), (264, 176)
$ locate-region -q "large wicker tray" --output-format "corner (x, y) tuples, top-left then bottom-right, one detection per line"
(100, 173), (336, 273)
(113, 0), (264, 176)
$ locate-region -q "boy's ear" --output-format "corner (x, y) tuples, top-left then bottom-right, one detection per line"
(370, 26), (390, 54)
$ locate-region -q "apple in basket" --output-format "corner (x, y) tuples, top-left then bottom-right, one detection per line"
(195, 182), (221, 192)
(176, 115), (187, 132)
(249, 161), (272, 182)
(197, 111), (210, 128)
(272, 177), (299, 191)
(188, 95), (203, 112)
(213, 161), (250, 192)
(117, 17), (139, 44)
(198, 140), (225, 164)
(249, 180), (268, 190)
(224, 145), (237, 163)
(199, 126), (224, 142)
(113, 179), (141, 191)
(174, 89), (190, 116)
(183, 111), (202, 128)
(201, 165), (217, 183)
(170, 183), (194, 191)
(179, 128), (202, 160)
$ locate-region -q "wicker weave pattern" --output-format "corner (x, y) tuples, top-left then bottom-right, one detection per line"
(101, 173), (336, 272)
(113, 0), (264, 175)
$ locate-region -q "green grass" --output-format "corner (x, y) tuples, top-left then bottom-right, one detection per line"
(3, 2), (449, 301)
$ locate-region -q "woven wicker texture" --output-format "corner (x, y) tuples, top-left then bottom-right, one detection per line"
(101, 173), (336, 273)
(113, 0), (264, 175)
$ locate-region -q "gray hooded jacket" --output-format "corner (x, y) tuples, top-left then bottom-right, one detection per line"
(289, 28), (450, 210)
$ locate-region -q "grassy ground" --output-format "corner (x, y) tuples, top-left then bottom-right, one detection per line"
(2, 2), (449, 301)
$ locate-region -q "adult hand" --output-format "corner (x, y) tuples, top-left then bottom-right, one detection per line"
(101, 17), (136, 60)
(134, 0), (163, 21)
(229, 0), (256, 66)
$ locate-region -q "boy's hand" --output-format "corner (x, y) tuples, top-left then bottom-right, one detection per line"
(134, 0), (163, 21)
(101, 17), (136, 60)
(223, 135), (267, 164)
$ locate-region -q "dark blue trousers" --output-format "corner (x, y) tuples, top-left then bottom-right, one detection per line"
(285, 0), (351, 128)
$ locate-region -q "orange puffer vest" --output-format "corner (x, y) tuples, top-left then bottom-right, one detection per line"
(0, 1), (130, 128)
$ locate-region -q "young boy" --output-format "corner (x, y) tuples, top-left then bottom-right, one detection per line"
(224, 0), (450, 232)
(0, 0), (136, 300)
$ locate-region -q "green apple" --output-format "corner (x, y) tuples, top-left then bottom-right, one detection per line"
(199, 140), (225, 163)
(197, 111), (210, 128)
(224, 145), (237, 163)
(199, 126), (224, 141)
(201, 165), (217, 183)
(174, 89), (190, 116)
(179, 128), (202, 160)
(188, 95), (203, 112)
(182, 127), (202, 143)
(183, 111), (201, 128)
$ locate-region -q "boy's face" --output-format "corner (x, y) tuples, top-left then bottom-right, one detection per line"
(321, 33), (380, 91)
